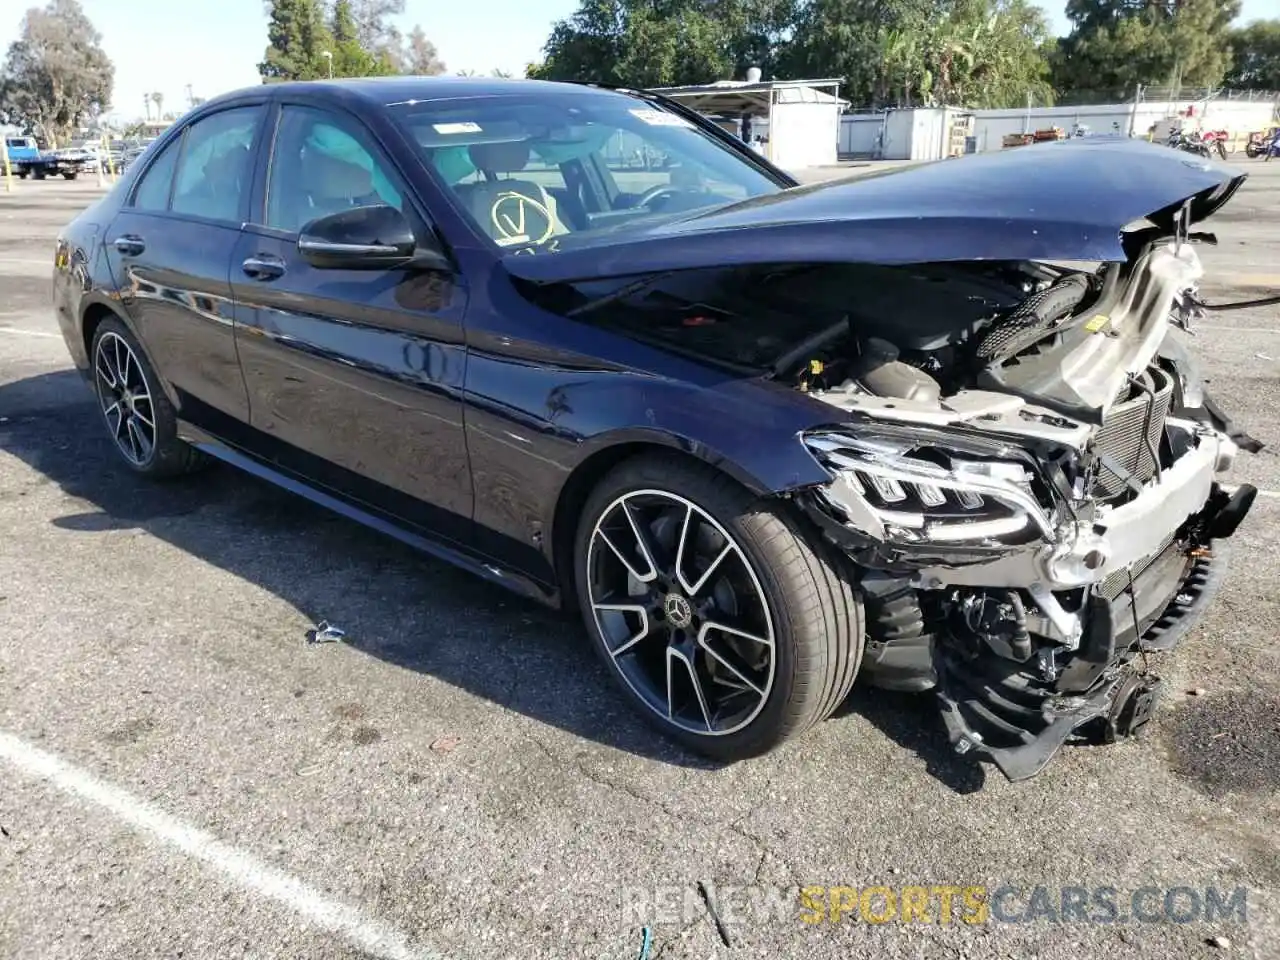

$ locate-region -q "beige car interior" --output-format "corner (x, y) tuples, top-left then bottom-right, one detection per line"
(455, 141), (570, 247)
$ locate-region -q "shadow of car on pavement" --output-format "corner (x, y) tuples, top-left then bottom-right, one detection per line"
(0, 368), (980, 788)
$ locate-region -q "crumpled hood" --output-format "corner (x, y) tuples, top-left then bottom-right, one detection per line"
(504, 137), (1245, 284)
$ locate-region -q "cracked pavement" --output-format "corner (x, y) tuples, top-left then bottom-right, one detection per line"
(1, 163), (1279, 960)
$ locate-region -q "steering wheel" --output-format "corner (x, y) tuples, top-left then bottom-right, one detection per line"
(634, 184), (690, 210)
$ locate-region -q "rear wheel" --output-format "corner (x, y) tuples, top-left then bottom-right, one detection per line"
(574, 453), (863, 760)
(90, 317), (207, 478)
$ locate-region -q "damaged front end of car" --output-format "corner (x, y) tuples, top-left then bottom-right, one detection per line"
(795, 237), (1260, 781)
(506, 137), (1261, 780)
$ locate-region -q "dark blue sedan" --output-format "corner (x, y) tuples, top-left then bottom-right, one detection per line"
(52, 77), (1258, 779)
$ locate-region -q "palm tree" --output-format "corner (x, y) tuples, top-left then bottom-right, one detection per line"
(152, 92), (164, 122)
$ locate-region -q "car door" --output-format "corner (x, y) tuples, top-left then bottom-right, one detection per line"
(103, 103), (266, 428)
(230, 101), (473, 546)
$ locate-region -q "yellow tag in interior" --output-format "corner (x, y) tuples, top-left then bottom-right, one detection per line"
(809, 359), (824, 375)
(1084, 314), (1110, 333)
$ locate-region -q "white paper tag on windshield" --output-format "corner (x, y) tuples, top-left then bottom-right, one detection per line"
(629, 109), (693, 128)
(433, 121), (482, 134)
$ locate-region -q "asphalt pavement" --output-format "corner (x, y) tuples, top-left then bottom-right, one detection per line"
(1, 160), (1278, 960)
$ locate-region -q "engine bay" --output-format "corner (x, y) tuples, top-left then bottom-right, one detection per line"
(554, 258), (1108, 402)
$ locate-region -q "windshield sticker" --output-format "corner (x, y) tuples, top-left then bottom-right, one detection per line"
(433, 121), (483, 135)
(629, 109), (693, 128)
(490, 191), (555, 247)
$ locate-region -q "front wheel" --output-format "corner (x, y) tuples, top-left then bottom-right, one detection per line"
(574, 453), (864, 760)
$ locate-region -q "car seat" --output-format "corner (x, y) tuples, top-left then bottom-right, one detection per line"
(286, 148), (377, 232)
(456, 141), (568, 247)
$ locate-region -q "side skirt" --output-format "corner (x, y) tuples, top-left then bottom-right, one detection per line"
(183, 428), (560, 609)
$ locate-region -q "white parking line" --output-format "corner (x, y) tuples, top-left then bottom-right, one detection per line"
(1258, 489), (1280, 500)
(0, 731), (440, 960)
(0, 327), (61, 339)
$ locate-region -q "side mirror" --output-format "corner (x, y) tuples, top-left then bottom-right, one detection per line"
(297, 203), (449, 271)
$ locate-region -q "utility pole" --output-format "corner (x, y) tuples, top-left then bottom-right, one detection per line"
(1128, 83), (1143, 138)
(185, 84), (194, 109)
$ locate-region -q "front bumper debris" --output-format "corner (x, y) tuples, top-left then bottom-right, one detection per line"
(935, 540), (1232, 781)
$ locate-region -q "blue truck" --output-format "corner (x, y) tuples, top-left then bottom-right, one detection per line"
(3, 135), (91, 180)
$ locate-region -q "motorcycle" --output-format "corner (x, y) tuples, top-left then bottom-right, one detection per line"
(1244, 126), (1279, 159)
(1200, 129), (1230, 160)
(1167, 130), (1212, 158)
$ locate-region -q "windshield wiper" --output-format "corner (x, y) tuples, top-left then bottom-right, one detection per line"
(566, 270), (679, 318)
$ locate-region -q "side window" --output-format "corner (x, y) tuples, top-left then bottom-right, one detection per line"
(265, 105), (405, 235)
(170, 106), (262, 223)
(132, 137), (180, 211)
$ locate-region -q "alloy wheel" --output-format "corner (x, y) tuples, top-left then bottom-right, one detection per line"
(586, 489), (776, 736)
(93, 331), (156, 466)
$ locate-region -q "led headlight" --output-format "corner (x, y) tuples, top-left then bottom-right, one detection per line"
(804, 432), (1057, 547)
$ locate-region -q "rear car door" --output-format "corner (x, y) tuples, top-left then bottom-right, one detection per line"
(104, 104), (267, 428)
(230, 102), (473, 546)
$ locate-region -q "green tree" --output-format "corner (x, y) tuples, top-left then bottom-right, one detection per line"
(1053, 0), (1242, 99)
(260, 0), (334, 81)
(402, 24), (446, 75)
(528, 0), (741, 87)
(785, 0), (1050, 108)
(0, 0), (113, 142)
(1225, 19), (1280, 90)
(329, 0), (395, 76)
(347, 0), (406, 69)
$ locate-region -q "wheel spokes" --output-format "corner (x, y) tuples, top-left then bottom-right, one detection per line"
(620, 500), (660, 578)
(95, 351), (118, 389)
(697, 623), (767, 696)
(125, 417), (152, 462)
(700, 619), (774, 651)
(95, 333), (156, 466)
(131, 396), (155, 430)
(587, 488), (777, 737)
(113, 336), (128, 389)
(597, 529), (656, 585)
(592, 603), (651, 658)
(667, 644), (713, 731)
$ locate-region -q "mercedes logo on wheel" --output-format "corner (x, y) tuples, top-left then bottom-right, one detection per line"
(663, 593), (693, 629)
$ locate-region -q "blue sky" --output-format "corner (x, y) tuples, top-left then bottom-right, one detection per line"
(1, 0), (1274, 123)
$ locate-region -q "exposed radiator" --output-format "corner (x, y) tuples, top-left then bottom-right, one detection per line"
(1098, 532), (1177, 601)
(1094, 366), (1174, 499)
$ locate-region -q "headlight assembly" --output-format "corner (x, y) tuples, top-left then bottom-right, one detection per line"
(804, 431), (1057, 548)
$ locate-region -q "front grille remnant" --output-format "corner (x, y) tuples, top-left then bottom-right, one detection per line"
(1094, 367), (1174, 498)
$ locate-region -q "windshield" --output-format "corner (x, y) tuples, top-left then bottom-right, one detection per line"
(385, 91), (782, 256)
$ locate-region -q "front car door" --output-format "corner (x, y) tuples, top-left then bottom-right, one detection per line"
(104, 103), (266, 429)
(230, 101), (473, 546)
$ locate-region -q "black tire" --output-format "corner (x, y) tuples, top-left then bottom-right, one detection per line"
(89, 316), (208, 478)
(63, 171), (77, 180)
(33, 169), (46, 180)
(974, 273), (1093, 363)
(16, 170), (28, 180)
(573, 452), (864, 761)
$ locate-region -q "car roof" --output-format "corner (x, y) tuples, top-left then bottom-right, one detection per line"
(206, 76), (636, 111)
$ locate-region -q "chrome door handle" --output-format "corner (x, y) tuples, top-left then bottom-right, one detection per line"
(113, 235), (145, 256)
(242, 255), (285, 280)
